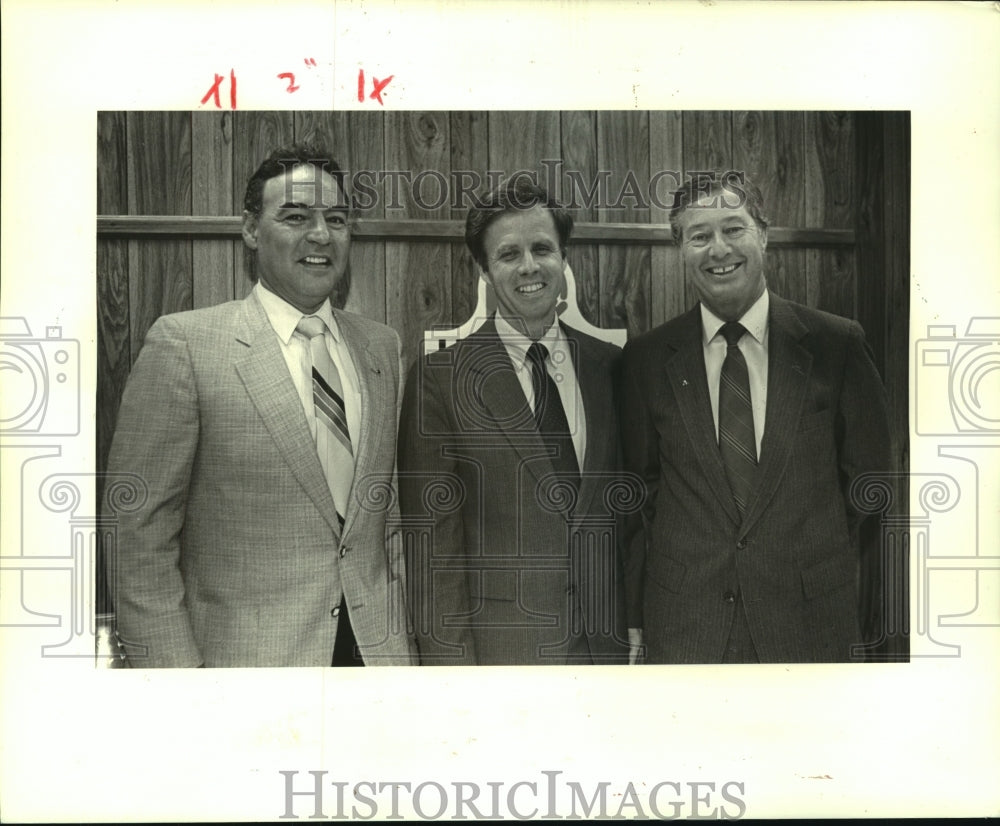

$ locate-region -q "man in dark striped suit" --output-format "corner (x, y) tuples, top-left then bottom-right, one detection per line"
(398, 177), (632, 665)
(620, 173), (892, 663)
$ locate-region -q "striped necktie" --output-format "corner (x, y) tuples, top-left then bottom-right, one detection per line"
(718, 321), (757, 516)
(296, 315), (354, 527)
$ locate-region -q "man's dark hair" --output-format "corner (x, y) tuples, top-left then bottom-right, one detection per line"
(464, 175), (574, 272)
(243, 143), (347, 216)
(668, 172), (769, 243)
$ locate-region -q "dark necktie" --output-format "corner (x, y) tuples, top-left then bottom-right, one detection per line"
(526, 342), (581, 487)
(718, 321), (757, 515)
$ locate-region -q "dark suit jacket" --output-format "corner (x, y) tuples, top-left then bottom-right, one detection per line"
(397, 318), (631, 665)
(105, 289), (415, 667)
(620, 292), (891, 663)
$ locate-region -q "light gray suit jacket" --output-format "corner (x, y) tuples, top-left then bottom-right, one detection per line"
(105, 289), (415, 667)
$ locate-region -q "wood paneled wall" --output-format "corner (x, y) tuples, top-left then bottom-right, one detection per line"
(97, 111), (910, 656)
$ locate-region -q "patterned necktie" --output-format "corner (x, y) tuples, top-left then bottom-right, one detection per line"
(296, 315), (354, 527)
(718, 321), (757, 515)
(526, 342), (580, 487)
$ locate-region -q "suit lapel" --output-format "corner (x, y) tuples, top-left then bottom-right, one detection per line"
(565, 325), (611, 518)
(334, 310), (390, 537)
(466, 320), (561, 494)
(233, 292), (342, 537)
(666, 307), (743, 526)
(740, 293), (812, 535)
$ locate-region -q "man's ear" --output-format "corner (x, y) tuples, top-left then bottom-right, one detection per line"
(241, 211), (259, 250)
(759, 226), (768, 252)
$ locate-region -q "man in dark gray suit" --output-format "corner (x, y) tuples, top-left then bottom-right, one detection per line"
(398, 177), (631, 665)
(621, 173), (891, 663)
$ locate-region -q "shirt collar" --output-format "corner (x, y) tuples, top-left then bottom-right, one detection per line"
(700, 288), (770, 346)
(255, 282), (341, 344)
(494, 310), (566, 373)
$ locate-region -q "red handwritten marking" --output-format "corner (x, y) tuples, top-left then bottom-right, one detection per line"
(201, 73), (225, 108)
(278, 72), (300, 93)
(200, 69), (237, 110)
(357, 69), (365, 102)
(305, 57), (317, 68)
(369, 74), (393, 105)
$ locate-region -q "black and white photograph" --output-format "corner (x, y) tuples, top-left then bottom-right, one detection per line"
(1, 1), (997, 821)
(95, 110), (910, 669)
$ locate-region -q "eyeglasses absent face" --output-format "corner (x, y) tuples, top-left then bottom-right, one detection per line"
(677, 201), (767, 322)
(242, 164), (351, 314)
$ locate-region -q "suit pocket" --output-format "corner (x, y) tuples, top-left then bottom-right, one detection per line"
(646, 556), (686, 595)
(800, 554), (858, 600)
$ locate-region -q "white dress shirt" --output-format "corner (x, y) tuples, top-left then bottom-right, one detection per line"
(494, 310), (587, 469)
(700, 289), (769, 458)
(255, 283), (362, 452)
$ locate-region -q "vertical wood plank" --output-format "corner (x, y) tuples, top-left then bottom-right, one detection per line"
(191, 111), (235, 308)
(126, 111), (193, 360)
(231, 111), (295, 298)
(649, 111), (685, 331)
(561, 111), (600, 328)
(681, 112), (733, 308)
(488, 111), (561, 183)
(881, 111), (910, 479)
(880, 111), (911, 662)
(804, 112), (857, 314)
(597, 111), (651, 337)
(855, 112), (886, 368)
(96, 111), (129, 614)
(733, 111), (807, 305)
(384, 111), (451, 372)
(343, 112), (389, 322)
(97, 111), (130, 449)
(450, 110), (489, 329)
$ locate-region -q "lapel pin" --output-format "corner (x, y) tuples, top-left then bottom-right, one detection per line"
(681, 379), (689, 386)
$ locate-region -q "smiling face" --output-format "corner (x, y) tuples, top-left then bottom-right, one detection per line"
(241, 163), (350, 314)
(677, 195), (767, 322)
(481, 205), (565, 340)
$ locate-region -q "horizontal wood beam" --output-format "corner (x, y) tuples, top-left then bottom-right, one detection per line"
(96, 215), (855, 247)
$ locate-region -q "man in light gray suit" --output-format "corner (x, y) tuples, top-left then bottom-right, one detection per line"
(105, 143), (414, 667)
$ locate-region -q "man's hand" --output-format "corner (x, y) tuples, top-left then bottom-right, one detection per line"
(628, 627), (645, 665)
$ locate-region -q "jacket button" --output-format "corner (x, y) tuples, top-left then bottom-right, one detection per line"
(330, 606), (341, 618)
(723, 590), (737, 604)
(339, 546), (349, 558)
(736, 539), (747, 550)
